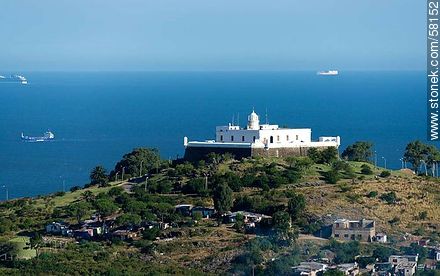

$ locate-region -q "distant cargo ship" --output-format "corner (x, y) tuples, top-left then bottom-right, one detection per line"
(21, 131), (55, 142)
(317, 70), (338, 76)
(0, 74), (28, 84)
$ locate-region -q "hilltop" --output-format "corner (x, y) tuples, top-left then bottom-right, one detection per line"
(0, 148), (439, 275)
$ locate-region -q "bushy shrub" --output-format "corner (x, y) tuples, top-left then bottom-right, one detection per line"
(380, 191), (397, 204)
(360, 164), (374, 175)
(380, 170), (391, 178)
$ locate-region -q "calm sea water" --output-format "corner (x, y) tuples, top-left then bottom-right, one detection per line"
(0, 71), (425, 199)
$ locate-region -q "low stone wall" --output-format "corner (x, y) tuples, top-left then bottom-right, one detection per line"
(184, 146), (252, 162)
(184, 145), (336, 161)
(251, 146), (332, 158)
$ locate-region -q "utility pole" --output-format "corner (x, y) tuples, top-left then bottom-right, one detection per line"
(382, 157), (387, 170)
(144, 176), (149, 192)
(122, 167), (125, 181)
(420, 160), (428, 176)
(204, 173), (208, 190)
(62, 180), (65, 192)
(115, 172), (119, 182)
(399, 158), (404, 170)
(139, 160), (143, 177)
(2, 186), (8, 201)
(374, 151), (378, 169)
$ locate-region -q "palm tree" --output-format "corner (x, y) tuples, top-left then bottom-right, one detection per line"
(90, 166), (109, 187)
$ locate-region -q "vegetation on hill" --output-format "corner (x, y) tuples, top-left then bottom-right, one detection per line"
(0, 141), (439, 274)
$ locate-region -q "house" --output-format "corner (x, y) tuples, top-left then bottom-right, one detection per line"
(45, 222), (72, 236)
(292, 262), (327, 276)
(388, 255), (419, 276)
(332, 219), (376, 242)
(175, 204), (193, 216)
(373, 262), (393, 276)
(225, 211), (271, 224)
(191, 206), (216, 218)
(73, 221), (107, 240)
(388, 255), (419, 265)
(336, 263), (359, 275)
(111, 230), (138, 241)
(424, 259), (438, 270)
(418, 238), (430, 247)
(395, 262), (417, 276)
(375, 233), (387, 243)
(74, 228), (95, 239)
(435, 249), (440, 261)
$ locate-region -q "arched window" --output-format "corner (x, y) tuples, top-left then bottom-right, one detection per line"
(270, 136), (274, 143)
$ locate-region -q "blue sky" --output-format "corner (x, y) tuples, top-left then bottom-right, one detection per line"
(0, 0), (425, 71)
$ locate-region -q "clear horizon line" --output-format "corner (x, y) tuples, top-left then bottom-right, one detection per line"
(0, 68), (426, 73)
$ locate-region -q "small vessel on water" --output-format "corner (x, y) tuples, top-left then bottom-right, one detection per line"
(0, 74), (28, 84)
(21, 131), (55, 142)
(317, 70), (338, 76)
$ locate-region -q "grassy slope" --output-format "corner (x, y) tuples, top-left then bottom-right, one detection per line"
(32, 160), (440, 237)
(3, 159), (440, 274)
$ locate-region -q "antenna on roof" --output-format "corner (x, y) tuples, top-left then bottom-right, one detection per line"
(232, 114), (235, 126)
(237, 113), (240, 127)
(265, 108), (268, 124)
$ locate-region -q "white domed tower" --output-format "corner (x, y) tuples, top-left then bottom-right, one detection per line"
(247, 110), (260, 130)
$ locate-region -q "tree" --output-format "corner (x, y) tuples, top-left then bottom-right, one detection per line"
(324, 169), (341, 184)
(323, 269), (344, 276)
(90, 166), (109, 187)
(373, 246), (395, 262)
(183, 178), (208, 196)
(112, 148), (161, 178)
(287, 193), (306, 222)
(108, 186), (124, 197)
(233, 213), (245, 233)
(116, 213), (142, 227)
(272, 211), (297, 243)
(306, 148), (322, 163)
(404, 141), (440, 174)
(81, 190), (95, 202)
(94, 199), (118, 219)
(213, 182), (233, 216)
(341, 141), (373, 162)
(69, 202), (92, 224)
(0, 217), (15, 234)
(329, 240), (360, 264)
(321, 147), (339, 164)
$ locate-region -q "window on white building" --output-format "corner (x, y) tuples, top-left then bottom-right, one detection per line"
(270, 136), (274, 143)
(296, 135), (299, 140)
(253, 136), (256, 142)
(220, 135), (223, 141)
(231, 136), (234, 142)
(242, 136), (245, 142)
(286, 135), (289, 141)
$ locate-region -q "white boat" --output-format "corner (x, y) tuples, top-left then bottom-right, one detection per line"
(317, 70), (338, 76)
(0, 74), (28, 84)
(21, 131), (55, 142)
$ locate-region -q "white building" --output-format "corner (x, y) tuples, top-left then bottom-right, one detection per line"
(375, 233), (387, 243)
(183, 110), (340, 160)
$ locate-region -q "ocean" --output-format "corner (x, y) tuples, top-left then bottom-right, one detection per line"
(0, 71), (426, 199)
